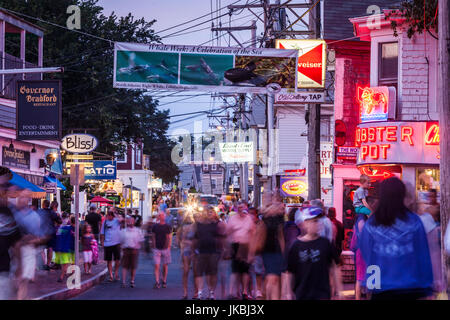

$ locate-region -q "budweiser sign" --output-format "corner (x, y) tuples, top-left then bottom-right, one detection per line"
(276, 39), (327, 88)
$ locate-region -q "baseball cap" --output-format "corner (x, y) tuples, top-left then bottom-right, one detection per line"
(295, 206), (323, 225)
(89, 203), (97, 209)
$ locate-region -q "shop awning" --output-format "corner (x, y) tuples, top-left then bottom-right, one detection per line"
(44, 176), (67, 191)
(90, 196), (113, 203)
(8, 171), (46, 198)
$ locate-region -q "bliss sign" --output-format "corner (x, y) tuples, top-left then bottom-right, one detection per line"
(61, 134), (98, 153)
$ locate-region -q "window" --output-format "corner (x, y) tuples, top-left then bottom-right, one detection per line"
(136, 146), (142, 165)
(212, 164), (217, 171)
(203, 164), (208, 171)
(378, 42), (398, 86)
(211, 178), (217, 190)
(320, 116), (331, 141)
(115, 149), (127, 163)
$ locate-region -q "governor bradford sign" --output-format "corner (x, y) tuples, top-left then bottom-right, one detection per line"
(113, 42), (298, 94)
(16, 80), (62, 140)
(276, 39), (327, 88)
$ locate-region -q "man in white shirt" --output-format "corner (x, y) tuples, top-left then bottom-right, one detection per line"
(119, 217), (144, 288)
(226, 202), (255, 299)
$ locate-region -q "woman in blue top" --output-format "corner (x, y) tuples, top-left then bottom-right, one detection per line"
(359, 177), (433, 300)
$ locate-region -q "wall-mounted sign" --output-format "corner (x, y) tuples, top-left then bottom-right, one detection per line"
(320, 142), (333, 178)
(276, 39), (327, 88)
(66, 154), (94, 160)
(85, 161), (117, 180)
(61, 134), (98, 153)
(280, 176), (308, 197)
(275, 92), (325, 104)
(219, 142), (254, 163)
(150, 178), (163, 189)
(336, 146), (358, 163)
(284, 169), (306, 176)
(358, 86), (396, 123)
(356, 121), (440, 165)
(2, 147), (30, 169)
(114, 42), (298, 94)
(359, 165), (402, 180)
(16, 80), (62, 140)
(424, 122), (439, 145)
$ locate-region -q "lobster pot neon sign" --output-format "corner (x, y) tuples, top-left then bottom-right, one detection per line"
(358, 86), (396, 123)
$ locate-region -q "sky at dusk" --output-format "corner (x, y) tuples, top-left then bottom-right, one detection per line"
(98, 0), (262, 136)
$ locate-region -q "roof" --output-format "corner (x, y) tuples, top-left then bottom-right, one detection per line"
(324, 0), (402, 40)
(0, 9), (45, 36)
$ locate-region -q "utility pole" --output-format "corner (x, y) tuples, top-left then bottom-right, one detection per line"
(307, 2), (321, 200)
(438, 0), (450, 294)
(240, 94), (249, 202)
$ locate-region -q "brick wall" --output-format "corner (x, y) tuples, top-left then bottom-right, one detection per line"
(399, 32), (438, 121)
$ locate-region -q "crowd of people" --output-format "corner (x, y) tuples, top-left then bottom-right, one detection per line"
(2, 163), (450, 300)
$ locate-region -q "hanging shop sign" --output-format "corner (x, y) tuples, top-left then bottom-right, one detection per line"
(150, 178), (163, 189)
(61, 134), (98, 153)
(280, 176), (308, 197)
(275, 92), (325, 104)
(356, 121), (440, 165)
(284, 169), (306, 176)
(2, 147), (30, 169)
(275, 39), (327, 88)
(358, 86), (396, 123)
(16, 80), (62, 140)
(219, 142), (254, 163)
(113, 42), (298, 94)
(85, 161), (117, 180)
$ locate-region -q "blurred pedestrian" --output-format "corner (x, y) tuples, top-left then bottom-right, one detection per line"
(120, 216), (144, 288)
(54, 216), (75, 283)
(100, 210), (122, 282)
(359, 177), (433, 300)
(328, 207), (344, 256)
(85, 204), (102, 241)
(193, 207), (220, 300)
(38, 199), (58, 270)
(177, 213), (197, 299)
(226, 202), (255, 300)
(152, 212), (172, 289)
(286, 207), (343, 300)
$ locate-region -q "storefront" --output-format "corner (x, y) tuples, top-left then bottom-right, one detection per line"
(355, 121), (440, 212)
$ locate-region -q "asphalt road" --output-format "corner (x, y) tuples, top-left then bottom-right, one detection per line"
(73, 240), (231, 300)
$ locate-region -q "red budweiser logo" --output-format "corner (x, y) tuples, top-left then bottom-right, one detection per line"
(298, 43), (323, 85)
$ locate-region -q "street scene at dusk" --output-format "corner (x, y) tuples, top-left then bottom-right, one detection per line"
(0, 0), (450, 305)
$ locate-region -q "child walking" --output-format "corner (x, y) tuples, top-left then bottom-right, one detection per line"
(54, 216), (75, 283)
(82, 224), (94, 274)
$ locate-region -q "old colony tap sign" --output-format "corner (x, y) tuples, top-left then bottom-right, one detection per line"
(356, 121), (439, 165)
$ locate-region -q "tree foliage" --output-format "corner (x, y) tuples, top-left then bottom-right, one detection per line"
(0, 0), (180, 182)
(388, 0), (439, 39)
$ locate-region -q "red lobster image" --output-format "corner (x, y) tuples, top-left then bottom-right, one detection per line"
(358, 87), (387, 114)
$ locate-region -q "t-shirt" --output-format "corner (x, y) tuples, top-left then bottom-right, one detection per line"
(85, 212), (102, 234)
(38, 208), (58, 237)
(152, 223), (172, 250)
(82, 234), (94, 251)
(194, 222), (219, 254)
(263, 215), (284, 253)
(13, 208), (41, 236)
(100, 218), (121, 247)
(353, 186), (368, 208)
(226, 213), (255, 244)
(287, 237), (340, 300)
(55, 225), (75, 253)
(120, 227), (144, 249)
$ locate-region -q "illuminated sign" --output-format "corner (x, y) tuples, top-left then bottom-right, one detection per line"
(356, 121), (439, 165)
(425, 122), (439, 145)
(284, 169), (306, 176)
(61, 134), (98, 153)
(275, 92), (325, 104)
(358, 86), (396, 122)
(280, 177), (308, 197)
(275, 39), (327, 88)
(219, 142), (254, 163)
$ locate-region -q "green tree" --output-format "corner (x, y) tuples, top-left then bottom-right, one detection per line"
(388, 0), (439, 39)
(0, 0), (179, 182)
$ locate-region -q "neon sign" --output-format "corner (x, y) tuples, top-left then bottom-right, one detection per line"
(356, 121), (439, 165)
(360, 167), (394, 179)
(425, 122), (439, 145)
(358, 86), (396, 123)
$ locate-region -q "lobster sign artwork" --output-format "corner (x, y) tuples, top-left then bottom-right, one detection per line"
(358, 86), (396, 123)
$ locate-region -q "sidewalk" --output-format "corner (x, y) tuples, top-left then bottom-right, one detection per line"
(28, 251), (108, 300)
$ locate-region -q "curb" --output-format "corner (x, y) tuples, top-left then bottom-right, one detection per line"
(33, 268), (108, 300)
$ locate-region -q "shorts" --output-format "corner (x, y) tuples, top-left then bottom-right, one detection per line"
(153, 248), (171, 265)
(121, 248), (139, 269)
(83, 250), (93, 264)
(355, 206), (371, 215)
(262, 252), (283, 276)
(252, 255), (265, 275)
(194, 253), (219, 277)
(54, 252), (74, 265)
(231, 243), (250, 274)
(47, 234), (56, 249)
(104, 244), (121, 261)
(183, 249), (193, 258)
(21, 245), (37, 280)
